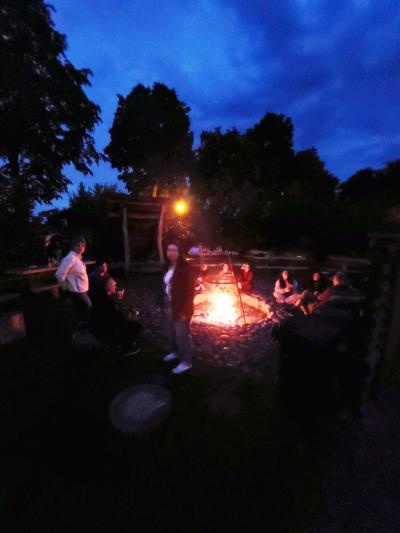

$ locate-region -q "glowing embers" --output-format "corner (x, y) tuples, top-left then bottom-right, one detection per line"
(205, 289), (240, 325)
(193, 285), (272, 327)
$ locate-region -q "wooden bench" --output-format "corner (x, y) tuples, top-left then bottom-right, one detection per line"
(31, 283), (60, 299)
(0, 292), (20, 305)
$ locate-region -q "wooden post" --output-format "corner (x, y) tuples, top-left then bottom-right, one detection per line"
(157, 204), (166, 264)
(122, 207), (130, 276)
(384, 256), (400, 375)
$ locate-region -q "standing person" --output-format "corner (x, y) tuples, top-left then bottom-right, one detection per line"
(162, 243), (196, 374)
(55, 236), (91, 331)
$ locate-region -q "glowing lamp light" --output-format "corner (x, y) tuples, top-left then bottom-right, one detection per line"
(174, 200), (188, 215)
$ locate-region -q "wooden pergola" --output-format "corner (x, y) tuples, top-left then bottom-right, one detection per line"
(107, 193), (178, 274)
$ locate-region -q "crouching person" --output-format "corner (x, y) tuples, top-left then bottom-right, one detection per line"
(162, 243), (196, 374)
(89, 276), (142, 356)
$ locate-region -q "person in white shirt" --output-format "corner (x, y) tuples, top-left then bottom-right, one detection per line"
(55, 236), (92, 330)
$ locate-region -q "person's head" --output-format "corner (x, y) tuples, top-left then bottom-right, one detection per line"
(104, 276), (117, 295)
(241, 263), (250, 273)
(312, 272), (321, 282)
(166, 243), (180, 264)
(72, 236), (87, 255)
(282, 270), (289, 281)
(222, 263), (230, 273)
(95, 258), (108, 276)
(332, 272), (348, 286)
(164, 242), (186, 270)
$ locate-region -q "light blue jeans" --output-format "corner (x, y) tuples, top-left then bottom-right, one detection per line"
(164, 305), (193, 364)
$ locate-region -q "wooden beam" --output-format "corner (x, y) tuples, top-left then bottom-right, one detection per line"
(122, 207), (130, 277)
(157, 204), (166, 264)
(108, 212), (161, 220)
(107, 199), (170, 208)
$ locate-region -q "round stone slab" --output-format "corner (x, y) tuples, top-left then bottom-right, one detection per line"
(109, 384), (172, 436)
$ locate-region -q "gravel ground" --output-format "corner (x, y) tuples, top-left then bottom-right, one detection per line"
(121, 273), (290, 378)
(307, 384), (400, 533)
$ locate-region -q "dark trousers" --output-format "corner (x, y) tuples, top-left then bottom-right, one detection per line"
(164, 305), (193, 364)
(68, 292), (92, 331)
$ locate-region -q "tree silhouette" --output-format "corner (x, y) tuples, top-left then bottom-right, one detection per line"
(246, 112), (295, 191)
(0, 0), (101, 244)
(105, 83), (194, 196)
(291, 148), (338, 200)
(340, 162), (400, 206)
(193, 128), (264, 248)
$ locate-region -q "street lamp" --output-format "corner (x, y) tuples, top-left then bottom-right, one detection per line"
(174, 199), (188, 215)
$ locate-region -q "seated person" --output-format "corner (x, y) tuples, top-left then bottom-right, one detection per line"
(89, 276), (142, 355)
(318, 272), (353, 305)
(195, 263), (208, 292)
(238, 263), (254, 292)
(218, 263), (234, 282)
(273, 270), (300, 304)
(89, 258), (109, 292)
(295, 272), (329, 315)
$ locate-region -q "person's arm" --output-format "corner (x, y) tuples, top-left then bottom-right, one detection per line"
(55, 254), (74, 290)
(274, 279), (284, 295)
(318, 288), (331, 304)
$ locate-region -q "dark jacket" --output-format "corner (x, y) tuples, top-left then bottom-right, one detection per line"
(240, 270), (254, 292)
(163, 261), (196, 321)
(88, 286), (125, 342)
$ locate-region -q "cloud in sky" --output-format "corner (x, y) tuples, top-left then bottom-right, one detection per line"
(42, 0), (400, 210)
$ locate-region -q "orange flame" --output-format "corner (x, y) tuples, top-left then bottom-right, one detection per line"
(206, 289), (240, 325)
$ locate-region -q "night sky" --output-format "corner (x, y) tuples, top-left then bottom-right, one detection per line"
(45, 0), (400, 210)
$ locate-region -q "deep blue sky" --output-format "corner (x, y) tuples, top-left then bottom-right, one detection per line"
(44, 0), (400, 210)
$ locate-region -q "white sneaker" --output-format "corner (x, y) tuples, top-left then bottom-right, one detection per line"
(163, 352), (179, 362)
(172, 362), (192, 374)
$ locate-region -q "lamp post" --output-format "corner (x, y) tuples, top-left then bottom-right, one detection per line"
(157, 199), (189, 263)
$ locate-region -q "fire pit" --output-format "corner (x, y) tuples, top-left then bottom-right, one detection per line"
(193, 278), (272, 327)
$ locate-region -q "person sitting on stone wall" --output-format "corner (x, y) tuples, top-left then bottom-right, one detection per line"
(294, 271), (329, 314)
(238, 263), (254, 293)
(218, 263), (234, 282)
(273, 270), (300, 304)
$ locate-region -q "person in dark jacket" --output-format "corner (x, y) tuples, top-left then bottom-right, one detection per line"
(295, 272), (329, 314)
(89, 276), (141, 355)
(162, 243), (196, 374)
(89, 258), (110, 291)
(238, 263), (254, 293)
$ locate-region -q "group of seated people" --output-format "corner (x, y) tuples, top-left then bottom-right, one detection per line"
(196, 263), (254, 293)
(85, 259), (142, 355)
(273, 269), (358, 314)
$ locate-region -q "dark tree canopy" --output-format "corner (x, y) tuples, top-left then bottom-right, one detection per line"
(246, 112), (295, 190)
(340, 161), (400, 205)
(192, 128), (265, 247)
(0, 0), (101, 225)
(105, 83), (194, 195)
(68, 182), (119, 214)
(193, 113), (339, 249)
(291, 148), (338, 200)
